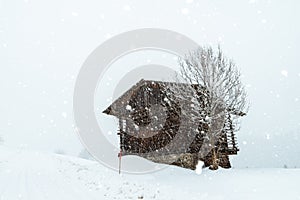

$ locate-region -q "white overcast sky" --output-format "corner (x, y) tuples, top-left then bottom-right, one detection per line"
(0, 0), (300, 168)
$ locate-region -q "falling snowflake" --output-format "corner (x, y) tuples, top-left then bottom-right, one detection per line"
(261, 19), (267, 24)
(181, 8), (189, 15)
(123, 5), (131, 11)
(71, 12), (79, 17)
(248, 0), (257, 4)
(195, 160), (204, 174)
(62, 112), (67, 119)
(126, 105), (132, 111)
(281, 70), (288, 77)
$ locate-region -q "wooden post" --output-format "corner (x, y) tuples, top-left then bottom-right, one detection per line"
(118, 150), (122, 174)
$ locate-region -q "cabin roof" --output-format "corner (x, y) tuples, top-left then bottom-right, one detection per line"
(102, 79), (199, 117)
(102, 79), (245, 118)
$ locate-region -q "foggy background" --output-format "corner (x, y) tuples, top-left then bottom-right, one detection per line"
(0, 0), (299, 168)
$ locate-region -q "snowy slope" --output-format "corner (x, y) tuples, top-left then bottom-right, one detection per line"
(0, 146), (299, 200)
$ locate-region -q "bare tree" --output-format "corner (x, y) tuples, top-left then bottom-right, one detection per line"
(177, 45), (248, 170)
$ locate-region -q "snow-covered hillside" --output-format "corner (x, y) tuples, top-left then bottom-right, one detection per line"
(0, 146), (299, 200)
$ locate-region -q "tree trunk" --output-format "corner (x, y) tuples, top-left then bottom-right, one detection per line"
(209, 148), (219, 170)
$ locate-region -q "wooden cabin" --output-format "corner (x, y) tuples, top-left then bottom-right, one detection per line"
(103, 79), (244, 170)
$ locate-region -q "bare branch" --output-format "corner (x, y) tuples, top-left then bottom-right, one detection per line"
(174, 45), (249, 169)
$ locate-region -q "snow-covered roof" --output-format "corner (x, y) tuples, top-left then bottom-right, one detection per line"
(102, 79), (202, 118)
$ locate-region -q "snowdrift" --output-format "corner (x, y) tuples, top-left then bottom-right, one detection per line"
(0, 146), (299, 200)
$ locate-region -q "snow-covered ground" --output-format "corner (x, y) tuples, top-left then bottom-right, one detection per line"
(1, 146), (299, 200)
